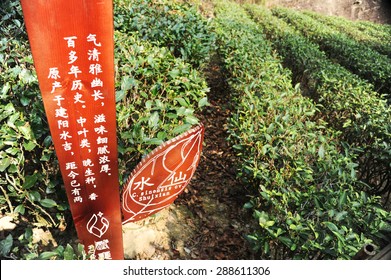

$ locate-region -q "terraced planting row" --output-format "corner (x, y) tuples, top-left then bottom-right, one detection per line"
(245, 5), (391, 196)
(301, 10), (391, 58)
(272, 7), (391, 98)
(356, 19), (391, 40)
(213, 0), (390, 260)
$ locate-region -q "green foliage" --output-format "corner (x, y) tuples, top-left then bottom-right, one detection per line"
(2, 0), (390, 261)
(214, 0), (391, 259)
(1, 0), (209, 259)
(115, 30), (208, 183)
(33, 244), (88, 260)
(0, 234), (13, 258)
(355, 20), (391, 41)
(302, 11), (391, 58)
(0, 0), (68, 232)
(248, 186), (391, 259)
(114, 0), (216, 69)
(0, 224), (87, 260)
(247, 5), (391, 196)
(272, 7), (391, 99)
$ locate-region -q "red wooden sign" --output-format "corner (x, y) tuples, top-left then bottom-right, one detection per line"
(21, 0), (123, 259)
(122, 124), (204, 223)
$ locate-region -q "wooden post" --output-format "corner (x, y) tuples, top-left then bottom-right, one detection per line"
(20, 0), (124, 260)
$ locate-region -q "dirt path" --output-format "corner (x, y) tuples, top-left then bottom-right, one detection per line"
(122, 56), (255, 260)
(177, 56), (255, 260)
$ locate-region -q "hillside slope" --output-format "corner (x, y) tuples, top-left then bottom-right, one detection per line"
(266, 0), (391, 24)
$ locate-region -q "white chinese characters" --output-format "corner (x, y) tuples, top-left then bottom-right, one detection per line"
(46, 33), (115, 259)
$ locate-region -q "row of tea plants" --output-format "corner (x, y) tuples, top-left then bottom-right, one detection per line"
(301, 10), (391, 58)
(245, 5), (391, 197)
(355, 18), (391, 40)
(0, 0), (212, 259)
(114, 0), (215, 69)
(213, 0), (391, 259)
(272, 7), (391, 99)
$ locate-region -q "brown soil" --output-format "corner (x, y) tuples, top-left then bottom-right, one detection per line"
(175, 56), (256, 259)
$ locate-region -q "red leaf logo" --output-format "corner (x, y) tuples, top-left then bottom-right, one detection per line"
(121, 124), (204, 223)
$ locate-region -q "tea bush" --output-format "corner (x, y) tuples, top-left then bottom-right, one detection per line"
(272, 7), (391, 99)
(115, 30), (209, 182)
(246, 5), (391, 196)
(214, 0), (391, 259)
(0, 0), (67, 229)
(114, 0), (215, 69)
(0, 0), (209, 259)
(302, 11), (391, 58)
(0, 232), (88, 260)
(355, 20), (391, 41)
(0, 0), (73, 259)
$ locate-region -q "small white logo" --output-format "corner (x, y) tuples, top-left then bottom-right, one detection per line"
(86, 212), (109, 238)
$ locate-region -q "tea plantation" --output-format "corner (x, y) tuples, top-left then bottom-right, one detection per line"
(0, 0), (390, 259)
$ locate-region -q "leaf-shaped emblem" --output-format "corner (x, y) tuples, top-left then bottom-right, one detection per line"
(86, 213), (110, 238)
(121, 124), (204, 224)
